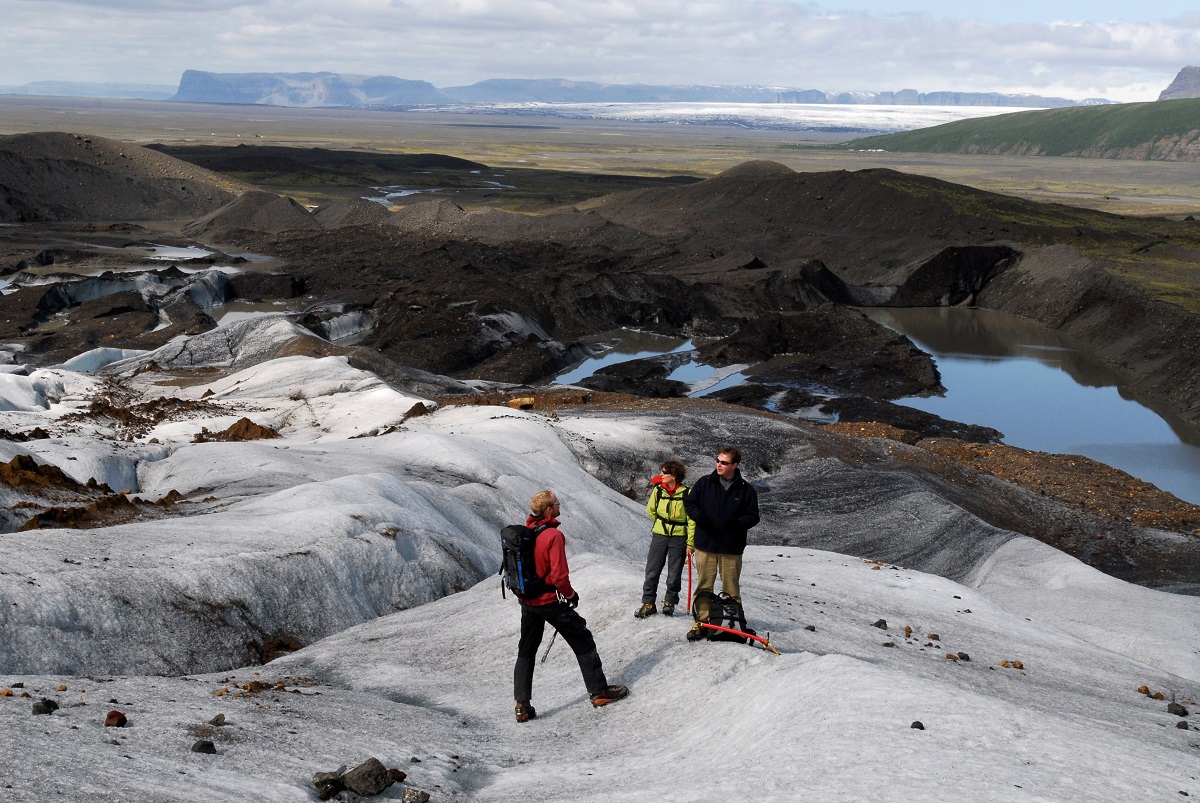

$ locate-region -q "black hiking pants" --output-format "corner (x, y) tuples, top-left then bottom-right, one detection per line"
(640, 533), (687, 606)
(514, 601), (607, 702)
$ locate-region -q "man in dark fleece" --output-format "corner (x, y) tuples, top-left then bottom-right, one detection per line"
(682, 446), (761, 641)
(513, 489), (628, 722)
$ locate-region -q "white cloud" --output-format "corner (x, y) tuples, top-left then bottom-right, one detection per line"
(22, 0), (256, 9)
(2, 0), (1198, 100)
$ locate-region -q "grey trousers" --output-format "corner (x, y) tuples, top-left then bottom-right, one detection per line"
(641, 533), (688, 605)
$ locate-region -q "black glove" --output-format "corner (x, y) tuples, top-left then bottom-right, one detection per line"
(564, 593), (580, 609)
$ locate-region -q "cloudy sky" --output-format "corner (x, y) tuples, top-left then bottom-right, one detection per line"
(4, 0), (1199, 101)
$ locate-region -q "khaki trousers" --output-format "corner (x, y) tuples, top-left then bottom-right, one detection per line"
(692, 549), (742, 622)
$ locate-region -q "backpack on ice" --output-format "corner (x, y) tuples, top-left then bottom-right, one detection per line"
(691, 590), (756, 643)
(499, 523), (550, 599)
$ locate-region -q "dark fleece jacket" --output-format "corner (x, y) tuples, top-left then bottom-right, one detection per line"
(683, 468), (760, 555)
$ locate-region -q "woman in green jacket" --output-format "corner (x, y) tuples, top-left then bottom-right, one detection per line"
(635, 459), (697, 618)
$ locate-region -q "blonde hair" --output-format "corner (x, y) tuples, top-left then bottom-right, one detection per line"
(530, 490), (558, 516)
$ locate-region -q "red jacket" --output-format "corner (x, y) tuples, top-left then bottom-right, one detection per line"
(523, 513), (575, 606)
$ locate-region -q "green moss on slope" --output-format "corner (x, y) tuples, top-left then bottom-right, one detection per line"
(836, 99), (1200, 159)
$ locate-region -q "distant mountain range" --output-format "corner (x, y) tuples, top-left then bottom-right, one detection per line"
(169, 71), (1114, 108)
(0, 70), (1117, 108)
(0, 80), (175, 100)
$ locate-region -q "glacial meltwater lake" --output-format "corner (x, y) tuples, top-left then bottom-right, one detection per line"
(862, 307), (1200, 505)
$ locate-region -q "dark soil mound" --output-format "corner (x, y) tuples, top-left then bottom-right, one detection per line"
(183, 190), (320, 241)
(382, 199), (622, 243)
(700, 306), (939, 394)
(583, 163), (978, 241)
(718, 159), (797, 179)
(385, 198), (470, 235)
(580, 163), (1147, 277)
(314, 198), (392, 228)
(0, 132), (245, 222)
(577, 351), (693, 398)
(698, 305), (942, 399)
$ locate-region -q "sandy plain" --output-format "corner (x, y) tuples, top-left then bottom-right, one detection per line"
(4, 94), (1200, 218)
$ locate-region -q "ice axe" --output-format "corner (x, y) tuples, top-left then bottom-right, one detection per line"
(686, 552), (696, 614)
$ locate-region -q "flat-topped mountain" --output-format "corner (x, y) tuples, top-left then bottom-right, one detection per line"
(171, 70), (452, 107)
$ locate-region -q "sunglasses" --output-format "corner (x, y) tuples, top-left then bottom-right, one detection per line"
(716, 459), (735, 466)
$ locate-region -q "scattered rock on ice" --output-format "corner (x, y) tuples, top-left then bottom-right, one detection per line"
(312, 758), (412, 800)
(31, 698), (58, 715)
(342, 757), (393, 796)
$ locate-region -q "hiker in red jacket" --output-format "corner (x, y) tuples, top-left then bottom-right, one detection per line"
(513, 490), (628, 723)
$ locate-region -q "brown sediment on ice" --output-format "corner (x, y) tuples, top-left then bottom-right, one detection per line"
(825, 422), (1200, 535)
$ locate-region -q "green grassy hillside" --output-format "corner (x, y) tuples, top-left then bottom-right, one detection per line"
(837, 98), (1200, 160)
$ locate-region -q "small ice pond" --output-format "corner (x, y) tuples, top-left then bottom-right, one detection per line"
(863, 306), (1200, 505)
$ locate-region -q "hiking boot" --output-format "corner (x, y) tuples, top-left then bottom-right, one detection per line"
(634, 603), (657, 619)
(662, 602), (675, 616)
(515, 701), (536, 723)
(590, 685), (629, 707)
(686, 624), (706, 642)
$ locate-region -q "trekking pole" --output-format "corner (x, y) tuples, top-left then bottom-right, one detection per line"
(539, 631), (558, 664)
(687, 553), (693, 614)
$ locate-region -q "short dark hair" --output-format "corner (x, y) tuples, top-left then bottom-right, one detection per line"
(660, 460), (686, 482)
(718, 446), (741, 465)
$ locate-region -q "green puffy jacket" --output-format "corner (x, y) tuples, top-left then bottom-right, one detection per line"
(646, 482), (697, 547)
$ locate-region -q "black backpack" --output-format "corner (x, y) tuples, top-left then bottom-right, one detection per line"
(499, 523), (550, 599)
(691, 590), (756, 643)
